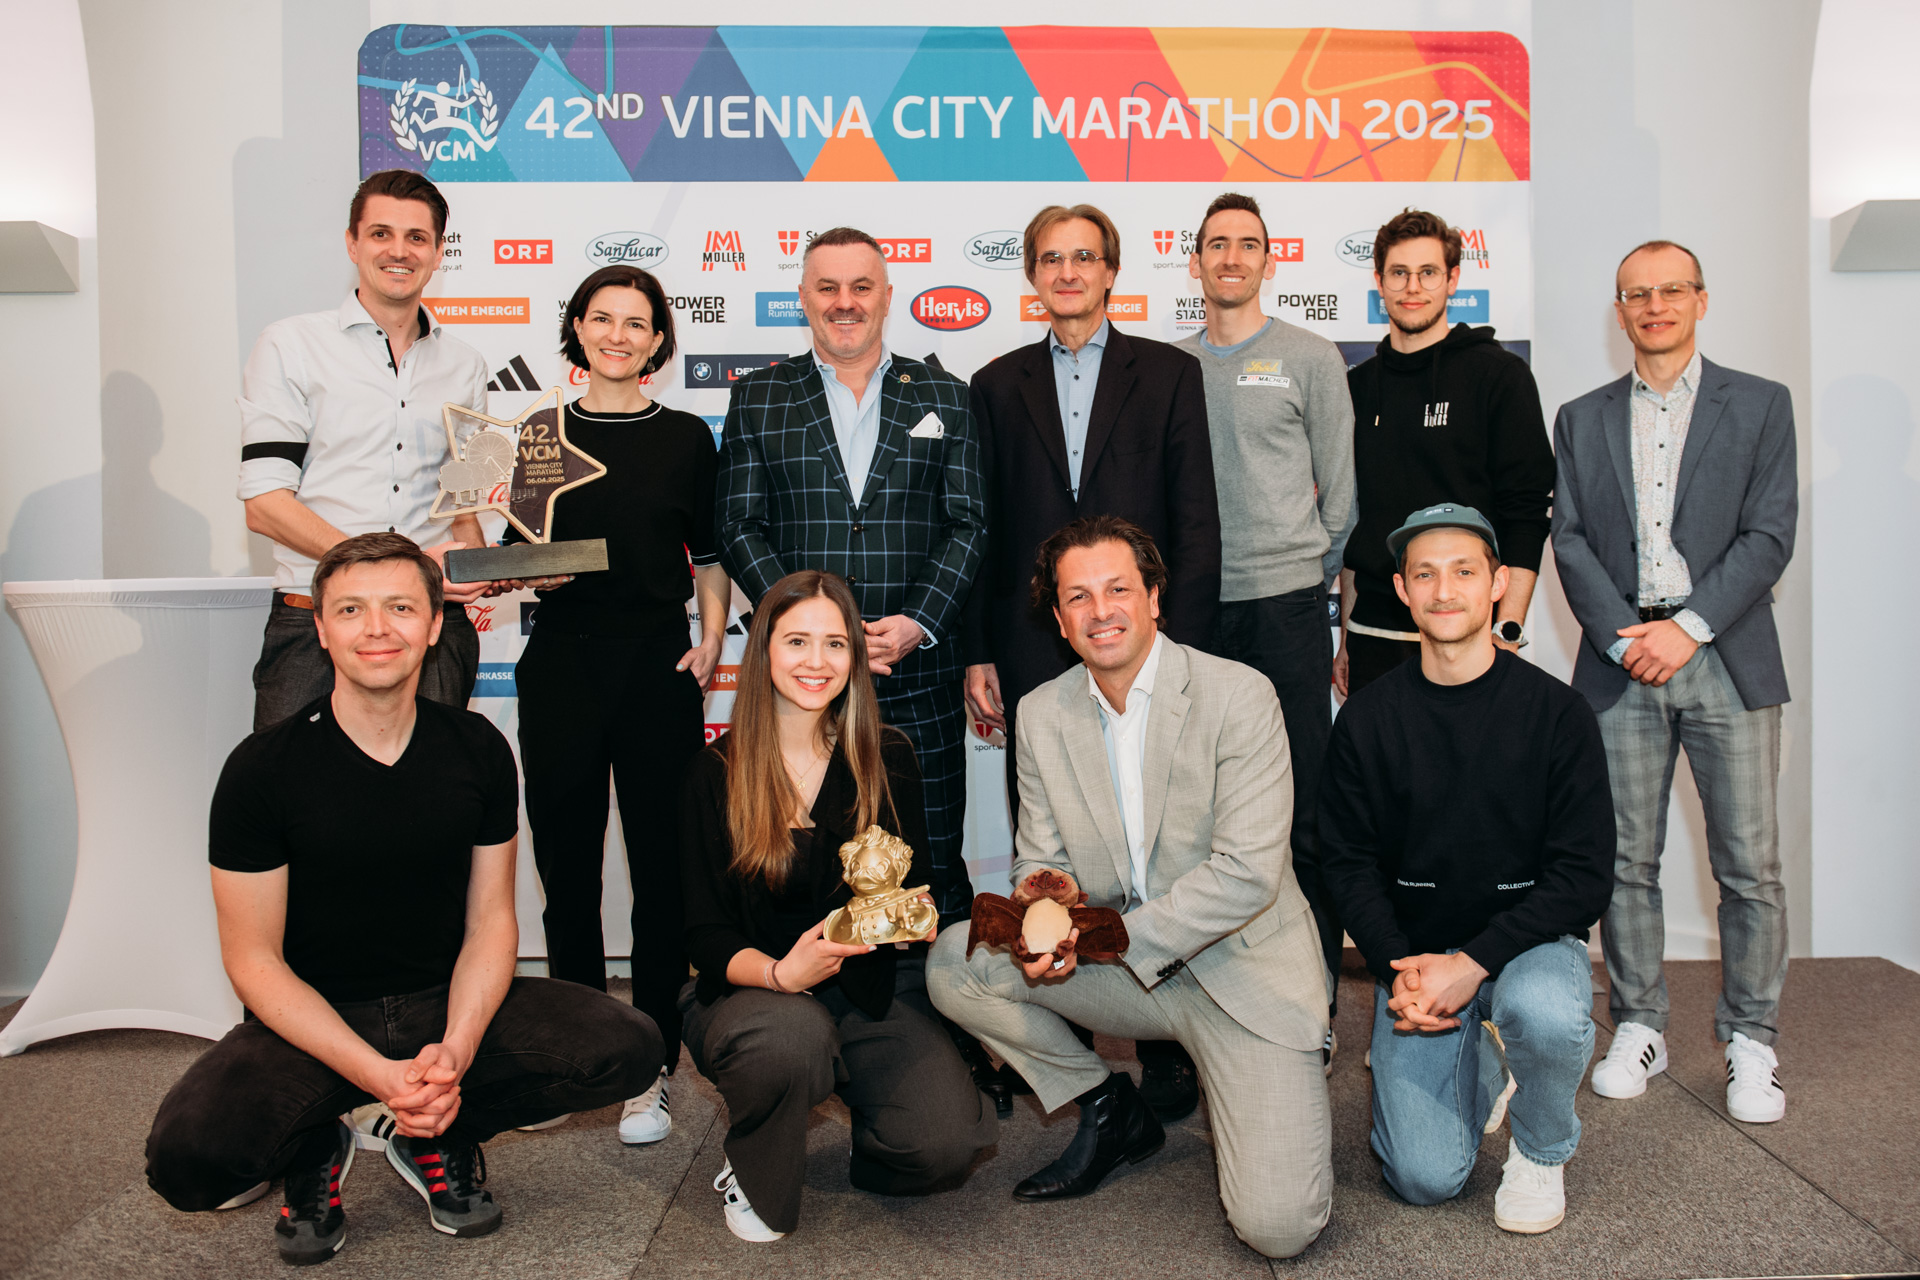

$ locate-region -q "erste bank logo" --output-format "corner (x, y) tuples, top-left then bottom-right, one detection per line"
(963, 230), (1023, 270)
(877, 237), (933, 264)
(1366, 290), (1489, 324)
(389, 66), (499, 163)
(1021, 295), (1149, 321)
(701, 230), (747, 272)
(1460, 229), (1491, 268)
(778, 230), (801, 256)
(585, 231), (668, 269)
(493, 239), (551, 265)
(757, 293), (807, 326)
(911, 286), (990, 331)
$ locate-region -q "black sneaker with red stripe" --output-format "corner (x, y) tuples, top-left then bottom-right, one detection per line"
(274, 1120), (353, 1265)
(385, 1135), (502, 1237)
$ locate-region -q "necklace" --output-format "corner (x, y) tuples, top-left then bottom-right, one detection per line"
(785, 740), (830, 794)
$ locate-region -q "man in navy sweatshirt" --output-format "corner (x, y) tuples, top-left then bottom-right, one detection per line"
(1318, 503), (1614, 1236)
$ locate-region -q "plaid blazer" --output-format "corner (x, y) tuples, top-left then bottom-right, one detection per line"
(717, 350), (987, 688)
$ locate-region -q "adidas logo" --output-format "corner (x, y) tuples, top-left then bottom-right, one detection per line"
(487, 355), (542, 393)
(1640, 1044), (1658, 1069)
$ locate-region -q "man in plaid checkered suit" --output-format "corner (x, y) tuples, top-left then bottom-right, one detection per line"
(716, 227), (988, 922)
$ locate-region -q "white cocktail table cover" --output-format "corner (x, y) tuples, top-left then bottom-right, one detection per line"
(1, 578), (270, 1055)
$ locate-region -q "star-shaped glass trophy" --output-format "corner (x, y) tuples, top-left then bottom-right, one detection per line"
(430, 387), (611, 583)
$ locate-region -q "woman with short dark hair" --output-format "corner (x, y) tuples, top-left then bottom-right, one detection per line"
(679, 570), (996, 1241)
(491, 263), (727, 1146)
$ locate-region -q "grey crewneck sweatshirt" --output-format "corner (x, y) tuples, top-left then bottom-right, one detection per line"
(1177, 316), (1355, 601)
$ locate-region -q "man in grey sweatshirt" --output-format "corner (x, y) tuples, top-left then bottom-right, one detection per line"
(1175, 193), (1355, 1031)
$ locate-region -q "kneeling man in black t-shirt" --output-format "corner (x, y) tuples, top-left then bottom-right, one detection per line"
(1320, 504), (1614, 1236)
(145, 532), (663, 1265)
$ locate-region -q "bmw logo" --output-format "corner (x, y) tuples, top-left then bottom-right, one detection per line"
(693, 362), (713, 381)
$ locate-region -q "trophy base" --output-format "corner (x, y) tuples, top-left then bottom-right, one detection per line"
(443, 539), (609, 584)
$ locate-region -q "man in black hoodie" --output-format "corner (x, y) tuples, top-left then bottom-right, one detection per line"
(1319, 504), (1614, 1235)
(1335, 210), (1553, 698)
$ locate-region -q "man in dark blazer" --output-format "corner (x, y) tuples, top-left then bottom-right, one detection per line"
(962, 203), (1222, 1120)
(1550, 240), (1796, 1126)
(717, 227), (987, 923)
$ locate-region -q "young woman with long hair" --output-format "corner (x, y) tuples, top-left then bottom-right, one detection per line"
(486, 264), (728, 1145)
(679, 570), (996, 1242)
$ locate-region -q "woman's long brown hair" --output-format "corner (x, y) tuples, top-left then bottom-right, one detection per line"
(725, 571), (895, 889)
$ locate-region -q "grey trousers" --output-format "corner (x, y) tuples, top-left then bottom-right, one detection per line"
(251, 597), (480, 731)
(1596, 645), (1786, 1045)
(926, 929), (1332, 1259)
(678, 966), (997, 1235)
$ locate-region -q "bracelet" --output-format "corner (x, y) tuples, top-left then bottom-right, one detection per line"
(764, 958), (787, 993)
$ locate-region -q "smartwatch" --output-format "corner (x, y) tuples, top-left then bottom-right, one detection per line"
(1496, 619), (1529, 648)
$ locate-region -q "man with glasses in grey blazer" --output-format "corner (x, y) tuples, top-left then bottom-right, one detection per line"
(927, 515), (1331, 1260)
(1550, 240), (1797, 1124)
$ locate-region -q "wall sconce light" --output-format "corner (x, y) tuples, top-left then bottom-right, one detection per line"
(0, 222), (80, 292)
(1830, 201), (1920, 271)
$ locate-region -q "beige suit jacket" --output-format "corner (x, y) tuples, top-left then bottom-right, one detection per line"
(1011, 638), (1329, 1052)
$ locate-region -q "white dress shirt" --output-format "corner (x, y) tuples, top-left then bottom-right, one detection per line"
(1089, 631), (1165, 906)
(818, 347), (893, 505)
(236, 293), (489, 592)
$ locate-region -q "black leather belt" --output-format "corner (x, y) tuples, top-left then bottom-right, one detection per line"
(1638, 604), (1683, 622)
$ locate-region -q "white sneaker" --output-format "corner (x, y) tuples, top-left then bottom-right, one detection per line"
(214, 1180), (269, 1210)
(1484, 1071), (1519, 1134)
(1590, 1022), (1666, 1099)
(346, 1103), (397, 1150)
(619, 1068), (672, 1145)
(1492, 1138), (1566, 1234)
(1322, 1029), (1338, 1078)
(517, 1113), (571, 1132)
(713, 1160), (784, 1242)
(1725, 1032), (1785, 1123)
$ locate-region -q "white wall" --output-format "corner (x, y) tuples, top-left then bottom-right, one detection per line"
(1808, 0), (1920, 971)
(0, 0), (102, 997)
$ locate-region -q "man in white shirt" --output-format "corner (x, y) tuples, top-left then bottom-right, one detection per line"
(239, 169), (491, 730)
(927, 515), (1332, 1259)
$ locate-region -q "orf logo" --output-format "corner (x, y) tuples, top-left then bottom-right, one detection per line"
(911, 286), (989, 331)
(702, 230), (746, 272)
(778, 230), (800, 255)
(1269, 238), (1305, 262)
(1335, 230), (1377, 269)
(493, 239), (551, 265)
(1153, 230), (1176, 255)
(877, 237), (933, 264)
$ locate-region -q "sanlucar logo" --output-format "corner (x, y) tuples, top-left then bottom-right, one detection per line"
(586, 231), (669, 268)
(911, 286), (990, 331)
(963, 231), (1024, 270)
(1334, 230), (1376, 269)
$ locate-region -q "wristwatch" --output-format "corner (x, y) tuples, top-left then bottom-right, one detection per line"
(1496, 619), (1529, 648)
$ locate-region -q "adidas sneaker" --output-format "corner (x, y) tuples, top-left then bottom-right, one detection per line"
(619, 1068), (672, 1145)
(1725, 1032), (1785, 1123)
(386, 1136), (503, 1238)
(274, 1120), (353, 1265)
(1590, 1022), (1666, 1099)
(713, 1159), (784, 1243)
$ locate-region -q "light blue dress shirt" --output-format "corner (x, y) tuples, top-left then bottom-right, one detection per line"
(1050, 320), (1110, 497)
(818, 348), (893, 505)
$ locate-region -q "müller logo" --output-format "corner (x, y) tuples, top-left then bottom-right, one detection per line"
(963, 231), (1023, 270)
(702, 230), (747, 271)
(911, 285), (989, 331)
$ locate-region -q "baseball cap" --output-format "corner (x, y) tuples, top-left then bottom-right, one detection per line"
(1386, 502), (1501, 564)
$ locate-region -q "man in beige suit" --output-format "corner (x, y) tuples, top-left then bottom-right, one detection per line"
(927, 515), (1332, 1259)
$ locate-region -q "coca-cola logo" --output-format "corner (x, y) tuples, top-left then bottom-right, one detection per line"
(910, 286), (990, 331)
(963, 231), (1023, 270)
(585, 231), (669, 268)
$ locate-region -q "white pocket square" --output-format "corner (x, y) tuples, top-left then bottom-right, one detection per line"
(908, 412), (945, 439)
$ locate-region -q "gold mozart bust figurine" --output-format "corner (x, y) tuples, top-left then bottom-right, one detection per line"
(822, 826), (937, 946)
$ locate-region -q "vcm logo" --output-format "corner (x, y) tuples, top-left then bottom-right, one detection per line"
(493, 239), (551, 265)
(877, 237), (932, 263)
(777, 230), (800, 255)
(1153, 230), (1176, 255)
(1269, 238), (1304, 262)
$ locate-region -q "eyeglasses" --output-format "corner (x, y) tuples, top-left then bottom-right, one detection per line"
(1036, 250), (1106, 270)
(1380, 265), (1448, 292)
(1617, 281), (1703, 307)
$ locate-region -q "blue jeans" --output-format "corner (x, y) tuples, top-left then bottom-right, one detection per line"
(1369, 936), (1595, 1205)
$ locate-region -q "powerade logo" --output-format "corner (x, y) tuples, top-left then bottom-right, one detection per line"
(1335, 230), (1377, 269)
(586, 231), (668, 268)
(963, 230), (1022, 270)
(757, 292), (807, 327)
(1366, 290), (1489, 324)
(685, 354), (785, 388)
(911, 285), (990, 331)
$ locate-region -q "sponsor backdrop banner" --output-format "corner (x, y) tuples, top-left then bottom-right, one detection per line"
(357, 22), (1532, 958)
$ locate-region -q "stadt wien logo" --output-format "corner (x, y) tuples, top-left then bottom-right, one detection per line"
(389, 66), (500, 162)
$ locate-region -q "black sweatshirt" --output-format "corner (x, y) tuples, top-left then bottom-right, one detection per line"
(1317, 650), (1615, 984)
(1345, 326), (1553, 633)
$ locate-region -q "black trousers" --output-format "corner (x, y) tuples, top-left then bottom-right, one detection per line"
(516, 625), (705, 1056)
(1345, 631), (1421, 699)
(1216, 586), (1342, 990)
(146, 978), (661, 1212)
(679, 962), (996, 1235)
(252, 597), (478, 732)
(874, 681), (972, 921)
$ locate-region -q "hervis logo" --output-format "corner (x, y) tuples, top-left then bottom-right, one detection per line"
(701, 230), (747, 272)
(911, 286), (989, 331)
(586, 231), (668, 269)
(493, 240), (551, 265)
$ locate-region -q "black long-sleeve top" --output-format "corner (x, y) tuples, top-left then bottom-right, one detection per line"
(1317, 650), (1615, 984)
(681, 726), (929, 1020)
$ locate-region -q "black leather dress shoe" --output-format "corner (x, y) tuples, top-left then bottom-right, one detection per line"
(1137, 1040), (1200, 1122)
(952, 1030), (1014, 1119)
(1013, 1071), (1165, 1201)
